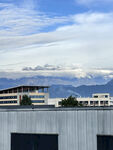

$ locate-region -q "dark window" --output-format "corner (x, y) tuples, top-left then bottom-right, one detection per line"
(0, 101), (17, 104)
(31, 100), (45, 103)
(30, 95), (45, 99)
(94, 96), (98, 98)
(85, 101), (88, 104)
(100, 101), (104, 104)
(97, 135), (113, 150)
(0, 96), (17, 99)
(105, 95), (108, 98)
(90, 101), (93, 104)
(58, 101), (62, 105)
(95, 101), (98, 104)
(11, 133), (58, 150)
(105, 101), (108, 104)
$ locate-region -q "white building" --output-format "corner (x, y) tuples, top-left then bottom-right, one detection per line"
(48, 98), (63, 107)
(77, 93), (113, 106)
(48, 93), (113, 107)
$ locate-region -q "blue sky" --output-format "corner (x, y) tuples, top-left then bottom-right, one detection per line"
(0, 0), (113, 79)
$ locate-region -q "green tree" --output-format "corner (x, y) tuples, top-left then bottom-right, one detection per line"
(60, 96), (83, 107)
(20, 95), (32, 105)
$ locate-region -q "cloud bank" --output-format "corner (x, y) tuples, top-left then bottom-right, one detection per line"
(0, 1), (113, 81)
(0, 12), (113, 71)
(21, 64), (113, 80)
(1, 64), (113, 80)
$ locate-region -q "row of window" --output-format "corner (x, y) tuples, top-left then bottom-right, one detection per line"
(93, 95), (108, 98)
(31, 100), (45, 103)
(0, 95), (45, 100)
(0, 96), (17, 99)
(79, 101), (108, 105)
(30, 95), (45, 99)
(0, 100), (44, 104)
(0, 101), (17, 104)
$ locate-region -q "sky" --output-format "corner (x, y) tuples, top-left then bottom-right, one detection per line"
(0, 0), (113, 78)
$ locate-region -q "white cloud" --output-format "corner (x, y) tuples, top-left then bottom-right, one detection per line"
(0, 2), (71, 36)
(22, 64), (81, 71)
(0, 11), (113, 77)
(72, 12), (113, 24)
(1, 66), (113, 80)
(76, 0), (113, 6)
(0, 1), (113, 80)
(22, 64), (113, 79)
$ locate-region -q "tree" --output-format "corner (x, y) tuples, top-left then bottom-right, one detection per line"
(60, 96), (83, 107)
(20, 95), (32, 105)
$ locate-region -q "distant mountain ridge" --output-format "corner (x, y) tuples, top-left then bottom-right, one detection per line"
(0, 75), (110, 88)
(0, 75), (113, 98)
(50, 80), (113, 98)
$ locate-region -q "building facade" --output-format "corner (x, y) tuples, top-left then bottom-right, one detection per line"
(48, 98), (63, 107)
(48, 93), (113, 107)
(0, 85), (49, 106)
(0, 107), (113, 150)
(77, 93), (113, 106)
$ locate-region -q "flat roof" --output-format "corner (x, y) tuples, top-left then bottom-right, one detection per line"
(0, 106), (113, 112)
(92, 93), (109, 95)
(0, 85), (49, 92)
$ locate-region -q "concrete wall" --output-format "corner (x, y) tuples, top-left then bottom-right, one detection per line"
(0, 107), (113, 150)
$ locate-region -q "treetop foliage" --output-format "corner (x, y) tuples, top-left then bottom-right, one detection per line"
(60, 95), (83, 107)
(20, 95), (32, 106)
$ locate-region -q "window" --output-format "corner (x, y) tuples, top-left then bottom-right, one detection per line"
(105, 101), (108, 104)
(84, 101), (88, 105)
(97, 135), (113, 150)
(58, 101), (62, 105)
(94, 96), (98, 98)
(11, 133), (58, 150)
(105, 95), (108, 98)
(30, 95), (45, 99)
(100, 101), (104, 104)
(0, 101), (17, 104)
(95, 101), (98, 104)
(90, 101), (93, 105)
(0, 96), (17, 99)
(31, 100), (45, 103)
(79, 101), (83, 104)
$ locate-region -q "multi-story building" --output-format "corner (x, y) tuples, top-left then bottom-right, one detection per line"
(77, 93), (113, 106)
(48, 93), (113, 107)
(0, 85), (49, 106)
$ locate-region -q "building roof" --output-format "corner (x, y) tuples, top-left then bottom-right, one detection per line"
(0, 106), (113, 112)
(0, 85), (49, 92)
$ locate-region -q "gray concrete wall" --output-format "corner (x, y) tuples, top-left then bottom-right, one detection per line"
(0, 107), (113, 150)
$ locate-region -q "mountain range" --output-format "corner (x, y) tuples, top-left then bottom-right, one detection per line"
(0, 75), (113, 98)
(49, 79), (113, 98)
